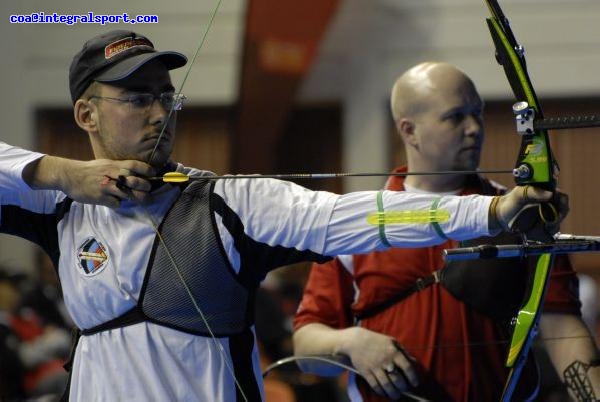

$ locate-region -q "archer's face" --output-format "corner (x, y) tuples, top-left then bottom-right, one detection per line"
(412, 77), (484, 172)
(91, 60), (177, 169)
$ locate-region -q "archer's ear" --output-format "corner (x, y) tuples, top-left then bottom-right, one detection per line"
(73, 98), (99, 133)
(398, 118), (418, 147)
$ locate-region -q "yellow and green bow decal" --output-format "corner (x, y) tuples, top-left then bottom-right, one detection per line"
(484, 1), (557, 400)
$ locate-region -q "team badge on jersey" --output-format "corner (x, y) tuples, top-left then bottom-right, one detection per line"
(77, 237), (109, 276)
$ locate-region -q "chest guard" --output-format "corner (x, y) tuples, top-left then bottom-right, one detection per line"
(82, 179), (255, 337)
(141, 179), (255, 336)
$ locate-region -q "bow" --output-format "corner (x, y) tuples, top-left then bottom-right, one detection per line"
(483, 1), (563, 400)
(445, 2), (600, 400)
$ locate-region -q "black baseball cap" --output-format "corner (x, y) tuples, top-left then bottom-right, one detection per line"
(69, 30), (187, 104)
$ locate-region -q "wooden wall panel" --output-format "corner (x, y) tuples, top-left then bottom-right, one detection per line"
(276, 104), (342, 193)
(173, 108), (233, 174)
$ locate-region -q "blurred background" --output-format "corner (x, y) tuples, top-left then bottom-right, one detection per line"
(1, 1), (599, 400)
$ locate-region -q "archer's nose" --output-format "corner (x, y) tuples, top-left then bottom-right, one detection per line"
(149, 98), (169, 127)
(464, 113), (484, 138)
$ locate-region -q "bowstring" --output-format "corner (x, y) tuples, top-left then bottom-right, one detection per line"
(140, 0), (249, 400)
(148, 0), (224, 164)
(138, 203), (249, 401)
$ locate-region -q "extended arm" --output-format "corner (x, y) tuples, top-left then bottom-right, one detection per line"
(322, 185), (563, 256)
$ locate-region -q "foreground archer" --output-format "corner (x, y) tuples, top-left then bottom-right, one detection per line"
(0, 30), (568, 401)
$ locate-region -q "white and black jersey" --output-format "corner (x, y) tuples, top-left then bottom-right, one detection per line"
(0, 142), (492, 401)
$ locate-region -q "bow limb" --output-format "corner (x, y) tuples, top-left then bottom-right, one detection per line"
(484, 1), (558, 400)
(148, 0), (224, 164)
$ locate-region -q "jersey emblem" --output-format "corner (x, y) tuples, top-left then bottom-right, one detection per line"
(76, 237), (109, 276)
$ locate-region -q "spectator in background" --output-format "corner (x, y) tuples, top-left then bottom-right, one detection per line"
(256, 268), (345, 402)
(0, 269), (27, 400)
(0, 265), (70, 400)
(20, 254), (73, 331)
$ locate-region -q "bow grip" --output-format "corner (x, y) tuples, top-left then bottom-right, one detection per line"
(508, 191), (560, 242)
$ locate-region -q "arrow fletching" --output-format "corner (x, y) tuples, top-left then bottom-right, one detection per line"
(157, 172), (191, 183)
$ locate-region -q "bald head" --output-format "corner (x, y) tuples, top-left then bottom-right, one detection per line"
(390, 62), (478, 122)
(389, 62), (484, 191)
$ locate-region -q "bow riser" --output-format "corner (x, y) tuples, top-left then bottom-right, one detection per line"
(484, 1), (558, 400)
(486, 17), (556, 191)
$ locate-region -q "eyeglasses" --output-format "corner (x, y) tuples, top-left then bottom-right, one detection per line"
(88, 92), (186, 112)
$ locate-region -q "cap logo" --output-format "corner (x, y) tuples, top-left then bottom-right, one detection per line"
(104, 36), (153, 59)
